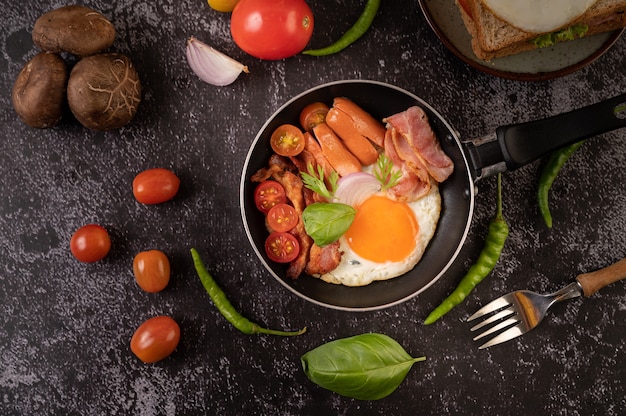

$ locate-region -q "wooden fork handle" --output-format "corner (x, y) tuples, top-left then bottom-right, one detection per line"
(576, 257), (626, 297)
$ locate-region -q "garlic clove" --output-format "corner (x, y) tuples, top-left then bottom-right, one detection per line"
(186, 36), (249, 86)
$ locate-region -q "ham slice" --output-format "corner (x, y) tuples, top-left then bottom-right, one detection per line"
(383, 129), (431, 202)
(384, 106), (454, 183)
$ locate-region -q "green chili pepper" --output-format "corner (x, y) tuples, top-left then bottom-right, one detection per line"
(190, 248), (306, 336)
(302, 0), (381, 56)
(424, 174), (509, 325)
(537, 141), (585, 228)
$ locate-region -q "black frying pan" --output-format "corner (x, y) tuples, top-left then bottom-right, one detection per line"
(240, 80), (626, 311)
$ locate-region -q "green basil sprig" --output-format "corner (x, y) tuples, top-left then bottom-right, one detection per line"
(301, 333), (426, 400)
(302, 202), (356, 247)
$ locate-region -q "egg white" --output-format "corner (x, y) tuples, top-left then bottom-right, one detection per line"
(318, 183), (441, 287)
(482, 0), (598, 33)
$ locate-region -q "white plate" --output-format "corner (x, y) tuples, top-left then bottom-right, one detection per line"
(419, 0), (624, 81)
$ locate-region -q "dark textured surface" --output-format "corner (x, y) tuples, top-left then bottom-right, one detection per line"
(1, 1), (625, 415)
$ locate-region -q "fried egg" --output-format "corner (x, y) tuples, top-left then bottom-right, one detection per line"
(482, 0), (598, 33)
(319, 183), (441, 287)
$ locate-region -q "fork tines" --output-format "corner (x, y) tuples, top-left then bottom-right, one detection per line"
(467, 297), (523, 349)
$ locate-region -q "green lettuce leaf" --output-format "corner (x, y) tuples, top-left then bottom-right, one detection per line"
(532, 23), (589, 48)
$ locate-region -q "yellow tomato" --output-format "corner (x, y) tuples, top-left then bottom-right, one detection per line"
(208, 0), (239, 12)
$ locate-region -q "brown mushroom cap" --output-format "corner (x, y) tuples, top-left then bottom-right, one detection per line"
(33, 5), (116, 57)
(12, 52), (68, 129)
(67, 53), (142, 131)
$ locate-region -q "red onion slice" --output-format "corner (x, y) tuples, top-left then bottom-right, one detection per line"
(186, 37), (249, 86)
(335, 172), (381, 207)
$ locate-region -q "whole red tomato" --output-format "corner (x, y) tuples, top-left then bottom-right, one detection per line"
(130, 316), (180, 363)
(70, 224), (111, 263)
(132, 168), (180, 205)
(231, 0), (314, 60)
(133, 250), (171, 293)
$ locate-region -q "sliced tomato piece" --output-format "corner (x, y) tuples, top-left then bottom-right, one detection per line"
(270, 124), (305, 157)
(267, 203), (299, 233)
(458, 0), (472, 18)
(299, 102), (329, 131)
(265, 232), (300, 263)
(254, 181), (287, 214)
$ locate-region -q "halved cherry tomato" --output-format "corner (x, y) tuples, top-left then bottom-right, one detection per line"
(230, 0), (314, 60)
(130, 316), (180, 363)
(265, 231), (300, 263)
(254, 181), (287, 214)
(133, 250), (171, 293)
(70, 224), (111, 263)
(299, 102), (329, 131)
(270, 124), (305, 157)
(267, 203), (299, 233)
(133, 168), (180, 205)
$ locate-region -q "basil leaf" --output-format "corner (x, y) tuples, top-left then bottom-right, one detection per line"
(301, 333), (426, 400)
(302, 202), (356, 247)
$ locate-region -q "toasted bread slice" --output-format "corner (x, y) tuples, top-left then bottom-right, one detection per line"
(457, 0), (626, 60)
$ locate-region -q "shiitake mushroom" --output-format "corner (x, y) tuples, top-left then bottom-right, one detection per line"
(67, 53), (142, 131)
(33, 5), (116, 57)
(12, 52), (68, 129)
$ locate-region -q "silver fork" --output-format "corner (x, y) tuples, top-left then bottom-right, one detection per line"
(467, 257), (626, 349)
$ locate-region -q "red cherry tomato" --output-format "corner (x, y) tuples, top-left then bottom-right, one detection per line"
(133, 250), (171, 293)
(254, 181), (287, 214)
(133, 168), (180, 205)
(230, 0), (314, 60)
(270, 124), (305, 157)
(130, 316), (181, 363)
(70, 224), (111, 263)
(265, 231), (300, 263)
(267, 203), (299, 233)
(299, 102), (329, 131)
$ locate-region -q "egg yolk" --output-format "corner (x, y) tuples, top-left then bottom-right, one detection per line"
(344, 195), (419, 263)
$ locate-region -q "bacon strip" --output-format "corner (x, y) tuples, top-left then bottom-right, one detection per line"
(268, 168), (312, 279)
(290, 149), (324, 205)
(384, 106), (454, 182)
(250, 154), (294, 182)
(389, 127), (432, 184)
(305, 242), (342, 276)
(384, 129), (431, 202)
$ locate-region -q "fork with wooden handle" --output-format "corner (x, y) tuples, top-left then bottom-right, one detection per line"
(467, 257), (626, 349)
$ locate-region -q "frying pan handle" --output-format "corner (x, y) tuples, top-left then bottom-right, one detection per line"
(497, 93), (626, 171)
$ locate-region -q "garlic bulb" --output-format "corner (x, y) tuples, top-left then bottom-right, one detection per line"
(186, 36), (248, 86)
